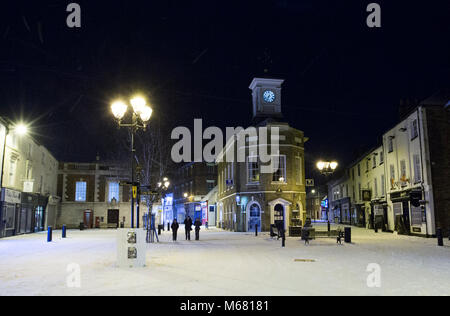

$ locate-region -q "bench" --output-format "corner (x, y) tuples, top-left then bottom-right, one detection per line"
(270, 224), (284, 239)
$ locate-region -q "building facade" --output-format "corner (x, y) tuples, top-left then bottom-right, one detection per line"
(171, 162), (217, 223)
(57, 160), (136, 229)
(217, 78), (307, 236)
(328, 96), (449, 237)
(305, 185), (327, 221)
(0, 119), (59, 238)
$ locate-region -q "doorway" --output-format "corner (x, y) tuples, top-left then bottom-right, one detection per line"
(402, 201), (411, 233)
(83, 210), (94, 229)
(107, 209), (119, 228)
(247, 202), (261, 232)
(274, 204), (284, 230)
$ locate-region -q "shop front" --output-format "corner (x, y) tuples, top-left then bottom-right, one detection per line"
(33, 195), (48, 232)
(354, 204), (366, 227)
(372, 200), (388, 232)
(1, 188), (22, 238)
(17, 192), (36, 235)
(390, 189), (426, 235)
(330, 197), (351, 224)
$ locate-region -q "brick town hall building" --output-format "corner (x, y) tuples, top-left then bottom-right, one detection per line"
(216, 78), (307, 236)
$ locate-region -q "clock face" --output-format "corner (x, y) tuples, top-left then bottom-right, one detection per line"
(263, 90), (276, 103)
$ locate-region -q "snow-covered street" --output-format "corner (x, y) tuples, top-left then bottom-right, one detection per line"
(0, 225), (449, 296)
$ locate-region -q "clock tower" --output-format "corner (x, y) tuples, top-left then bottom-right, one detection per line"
(249, 77), (284, 122)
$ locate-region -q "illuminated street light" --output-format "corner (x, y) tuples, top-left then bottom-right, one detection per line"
(184, 193), (188, 198)
(14, 123), (29, 136)
(316, 160), (338, 175)
(130, 96), (147, 115)
(111, 101), (128, 120)
(110, 94), (153, 228)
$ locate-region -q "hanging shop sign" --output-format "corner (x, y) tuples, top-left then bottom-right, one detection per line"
(362, 190), (371, 202)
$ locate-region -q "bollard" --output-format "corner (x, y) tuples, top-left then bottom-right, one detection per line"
(168, 222), (170, 232)
(448, 228), (450, 241)
(158, 225), (162, 236)
(281, 229), (285, 247)
(327, 221), (330, 232)
(47, 226), (52, 242)
(255, 224), (258, 237)
(344, 227), (351, 243)
(62, 225), (66, 238)
(437, 228), (443, 246)
(79, 222), (84, 231)
(375, 226), (378, 233)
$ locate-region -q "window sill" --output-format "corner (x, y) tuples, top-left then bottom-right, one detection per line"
(271, 182), (287, 185)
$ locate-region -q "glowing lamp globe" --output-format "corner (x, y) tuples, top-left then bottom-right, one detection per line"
(130, 96), (146, 115)
(14, 124), (28, 136)
(111, 101), (128, 120)
(139, 106), (153, 122)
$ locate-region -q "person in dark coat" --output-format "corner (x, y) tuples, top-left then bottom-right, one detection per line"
(303, 229), (310, 245)
(184, 216), (192, 240)
(171, 219), (179, 241)
(194, 218), (201, 240)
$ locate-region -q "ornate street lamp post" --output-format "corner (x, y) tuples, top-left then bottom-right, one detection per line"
(111, 96), (152, 228)
(316, 160), (338, 223)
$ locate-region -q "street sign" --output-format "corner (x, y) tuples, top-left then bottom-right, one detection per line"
(306, 179), (314, 187)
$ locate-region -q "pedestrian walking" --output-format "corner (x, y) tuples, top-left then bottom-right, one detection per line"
(171, 219), (179, 241)
(184, 216), (192, 240)
(194, 218), (201, 240)
(304, 229), (310, 245)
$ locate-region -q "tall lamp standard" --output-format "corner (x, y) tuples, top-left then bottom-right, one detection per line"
(316, 160), (338, 223)
(111, 96), (152, 229)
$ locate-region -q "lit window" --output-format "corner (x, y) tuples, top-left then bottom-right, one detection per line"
(272, 155), (286, 182)
(247, 156), (260, 183)
(109, 182), (120, 202)
(75, 181), (87, 201)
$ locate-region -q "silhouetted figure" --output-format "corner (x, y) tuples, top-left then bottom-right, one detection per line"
(184, 216), (192, 240)
(171, 219), (179, 241)
(194, 218), (201, 240)
(304, 229), (310, 245)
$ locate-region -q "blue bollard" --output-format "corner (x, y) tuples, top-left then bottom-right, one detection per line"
(62, 225), (66, 238)
(47, 226), (52, 242)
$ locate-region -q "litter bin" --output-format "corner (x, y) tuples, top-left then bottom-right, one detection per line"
(344, 227), (351, 243)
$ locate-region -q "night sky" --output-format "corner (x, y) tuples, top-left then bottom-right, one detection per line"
(1, 1), (449, 179)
